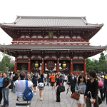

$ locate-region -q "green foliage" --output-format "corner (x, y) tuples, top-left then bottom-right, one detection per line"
(99, 53), (106, 72)
(86, 52), (107, 73)
(99, 53), (105, 62)
(9, 63), (14, 71)
(0, 55), (14, 73)
(86, 59), (99, 72)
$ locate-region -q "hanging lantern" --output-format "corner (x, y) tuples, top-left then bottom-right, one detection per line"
(35, 62), (39, 68)
(62, 62), (66, 68)
(62, 63), (66, 68)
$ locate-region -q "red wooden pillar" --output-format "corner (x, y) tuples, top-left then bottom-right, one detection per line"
(70, 59), (73, 74)
(14, 59), (17, 72)
(14, 61), (17, 72)
(28, 58), (31, 73)
(84, 59), (86, 74)
(41, 59), (44, 74)
(56, 59), (60, 72)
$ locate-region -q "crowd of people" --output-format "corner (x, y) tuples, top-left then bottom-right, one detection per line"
(0, 71), (107, 107)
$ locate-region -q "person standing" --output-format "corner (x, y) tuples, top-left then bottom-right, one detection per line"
(104, 73), (107, 104)
(49, 73), (56, 89)
(14, 72), (34, 101)
(69, 73), (77, 94)
(46, 73), (50, 86)
(0, 73), (3, 105)
(56, 75), (64, 102)
(98, 76), (104, 101)
(85, 71), (99, 107)
(11, 73), (19, 93)
(2, 72), (11, 107)
(77, 75), (86, 107)
(32, 74), (38, 93)
(38, 74), (45, 101)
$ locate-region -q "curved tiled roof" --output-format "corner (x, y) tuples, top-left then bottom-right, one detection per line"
(0, 16), (103, 28)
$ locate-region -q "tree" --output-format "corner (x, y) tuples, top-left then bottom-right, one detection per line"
(0, 55), (13, 72)
(86, 53), (107, 73)
(99, 53), (106, 73)
(86, 59), (99, 72)
(94, 60), (99, 72)
(99, 53), (105, 62)
(9, 63), (14, 71)
(86, 59), (95, 72)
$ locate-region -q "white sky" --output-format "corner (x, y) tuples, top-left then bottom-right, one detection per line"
(0, 0), (107, 59)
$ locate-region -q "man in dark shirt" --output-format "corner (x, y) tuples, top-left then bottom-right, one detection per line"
(68, 73), (77, 94)
(85, 71), (99, 107)
(56, 75), (64, 102)
(2, 72), (11, 107)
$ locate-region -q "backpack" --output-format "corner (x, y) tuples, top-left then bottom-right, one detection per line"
(98, 79), (104, 88)
(23, 80), (33, 101)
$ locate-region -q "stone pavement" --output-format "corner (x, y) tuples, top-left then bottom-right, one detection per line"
(7, 85), (107, 107)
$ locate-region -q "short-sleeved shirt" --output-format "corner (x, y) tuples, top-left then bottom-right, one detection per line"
(0, 78), (4, 87)
(3, 77), (10, 88)
(50, 75), (55, 83)
(15, 80), (33, 98)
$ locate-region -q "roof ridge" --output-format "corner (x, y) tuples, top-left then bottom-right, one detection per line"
(16, 16), (86, 19)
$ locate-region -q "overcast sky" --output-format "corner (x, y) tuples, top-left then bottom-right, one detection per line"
(0, 0), (107, 59)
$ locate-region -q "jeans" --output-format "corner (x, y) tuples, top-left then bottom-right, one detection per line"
(2, 88), (9, 106)
(0, 87), (3, 103)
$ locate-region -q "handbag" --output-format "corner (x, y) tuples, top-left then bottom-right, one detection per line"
(71, 92), (80, 100)
(98, 96), (102, 105)
(38, 82), (44, 89)
(88, 91), (102, 106)
(57, 85), (65, 93)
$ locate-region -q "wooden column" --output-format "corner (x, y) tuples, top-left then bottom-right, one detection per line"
(70, 59), (73, 74)
(84, 59), (86, 74)
(28, 58), (31, 73)
(14, 59), (17, 72)
(41, 59), (44, 74)
(56, 59), (60, 72)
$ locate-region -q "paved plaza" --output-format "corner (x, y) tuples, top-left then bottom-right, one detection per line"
(7, 85), (107, 107)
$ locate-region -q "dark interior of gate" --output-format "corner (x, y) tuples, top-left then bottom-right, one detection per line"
(16, 60), (84, 75)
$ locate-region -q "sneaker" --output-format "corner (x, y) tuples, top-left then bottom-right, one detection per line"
(40, 97), (43, 101)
